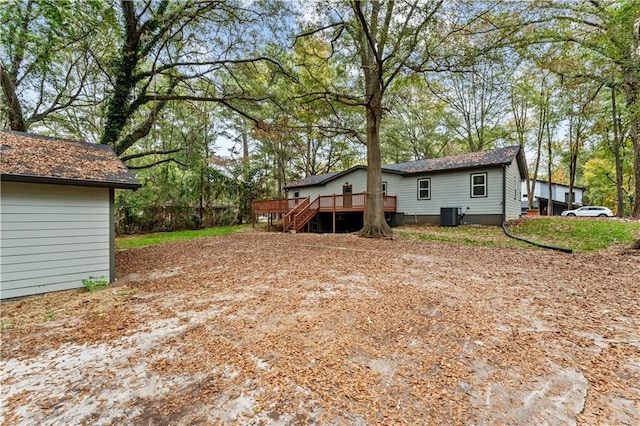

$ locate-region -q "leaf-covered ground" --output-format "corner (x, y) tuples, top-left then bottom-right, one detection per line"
(1, 232), (639, 424)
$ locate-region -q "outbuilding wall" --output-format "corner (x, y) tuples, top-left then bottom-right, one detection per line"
(1, 182), (111, 299)
(504, 160), (523, 221)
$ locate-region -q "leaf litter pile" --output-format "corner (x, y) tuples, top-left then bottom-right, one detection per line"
(1, 232), (638, 424)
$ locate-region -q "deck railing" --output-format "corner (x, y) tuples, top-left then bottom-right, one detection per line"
(253, 193), (397, 231)
(314, 193), (396, 212)
(254, 193), (396, 215)
(252, 197), (309, 214)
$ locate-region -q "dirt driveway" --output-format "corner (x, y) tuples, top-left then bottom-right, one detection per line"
(1, 232), (639, 424)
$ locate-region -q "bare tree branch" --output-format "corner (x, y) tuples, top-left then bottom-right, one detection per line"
(126, 157), (187, 170)
(120, 147), (183, 162)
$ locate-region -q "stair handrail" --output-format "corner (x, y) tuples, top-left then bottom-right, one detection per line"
(292, 196), (320, 231)
(284, 196), (310, 230)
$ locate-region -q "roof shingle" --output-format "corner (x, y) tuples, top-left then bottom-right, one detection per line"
(285, 146), (525, 189)
(383, 146), (521, 174)
(0, 130), (141, 189)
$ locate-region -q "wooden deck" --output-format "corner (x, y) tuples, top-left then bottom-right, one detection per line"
(252, 193), (397, 232)
(252, 193), (397, 214)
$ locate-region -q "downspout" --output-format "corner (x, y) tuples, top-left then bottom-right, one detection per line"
(502, 165), (507, 223)
(109, 188), (115, 283)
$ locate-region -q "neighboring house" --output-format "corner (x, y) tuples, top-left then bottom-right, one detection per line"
(0, 130), (141, 299)
(254, 145), (527, 232)
(522, 180), (585, 215)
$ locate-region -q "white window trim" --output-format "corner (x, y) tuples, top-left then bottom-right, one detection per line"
(417, 178), (431, 200)
(470, 173), (487, 198)
(382, 181), (387, 196)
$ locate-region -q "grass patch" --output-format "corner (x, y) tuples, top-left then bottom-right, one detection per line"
(116, 225), (251, 250)
(398, 217), (640, 252)
(398, 223), (527, 249)
(507, 217), (640, 251)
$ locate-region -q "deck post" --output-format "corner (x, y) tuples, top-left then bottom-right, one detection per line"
(333, 193), (336, 233)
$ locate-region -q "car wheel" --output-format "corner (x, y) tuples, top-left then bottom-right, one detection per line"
(598, 213), (607, 217)
(567, 213), (575, 216)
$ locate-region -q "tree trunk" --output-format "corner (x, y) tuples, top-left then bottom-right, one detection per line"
(0, 63), (26, 131)
(241, 120), (250, 166)
(627, 17), (640, 218)
(567, 113), (582, 211)
(546, 119), (553, 216)
(568, 115), (575, 210)
(360, 91), (392, 238)
(98, 1), (139, 151)
(528, 95), (547, 209)
(305, 124), (312, 177)
(631, 115), (640, 218)
(612, 87), (625, 217)
(357, 5), (392, 238)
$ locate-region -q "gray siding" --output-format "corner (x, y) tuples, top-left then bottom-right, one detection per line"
(1, 182), (110, 299)
(292, 168), (372, 199)
(394, 167), (504, 217)
(292, 169), (408, 201)
(504, 161), (523, 220)
(288, 165), (521, 225)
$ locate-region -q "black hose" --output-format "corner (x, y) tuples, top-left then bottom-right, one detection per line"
(502, 222), (573, 254)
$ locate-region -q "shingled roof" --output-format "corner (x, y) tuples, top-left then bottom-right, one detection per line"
(285, 145), (526, 189)
(285, 166), (383, 190)
(384, 145), (524, 174)
(0, 130), (141, 189)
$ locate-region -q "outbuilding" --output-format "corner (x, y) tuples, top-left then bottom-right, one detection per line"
(0, 130), (141, 299)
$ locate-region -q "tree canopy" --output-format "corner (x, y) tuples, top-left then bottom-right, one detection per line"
(2, 0), (639, 232)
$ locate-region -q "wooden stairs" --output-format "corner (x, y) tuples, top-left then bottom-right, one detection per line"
(283, 196), (319, 232)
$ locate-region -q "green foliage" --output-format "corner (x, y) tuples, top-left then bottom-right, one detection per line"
(511, 218), (640, 251)
(582, 141), (635, 214)
(82, 276), (109, 292)
(399, 218), (640, 252)
(4, 0), (639, 225)
(116, 225), (250, 250)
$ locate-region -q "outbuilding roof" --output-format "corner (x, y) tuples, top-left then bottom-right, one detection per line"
(0, 130), (141, 189)
(285, 145), (526, 189)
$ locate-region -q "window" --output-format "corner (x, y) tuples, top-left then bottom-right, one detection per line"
(470, 173), (487, 198)
(564, 192), (576, 203)
(382, 182), (387, 196)
(417, 178), (430, 200)
(293, 190), (300, 198)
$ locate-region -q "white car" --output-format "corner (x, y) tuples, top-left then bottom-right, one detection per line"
(561, 206), (614, 217)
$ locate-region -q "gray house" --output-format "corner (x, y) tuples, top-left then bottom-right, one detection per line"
(254, 145), (527, 232)
(0, 130), (140, 299)
(522, 179), (586, 215)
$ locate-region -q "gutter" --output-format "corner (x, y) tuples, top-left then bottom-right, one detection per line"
(1, 174), (141, 190)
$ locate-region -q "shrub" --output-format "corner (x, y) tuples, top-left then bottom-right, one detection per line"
(82, 276), (108, 292)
